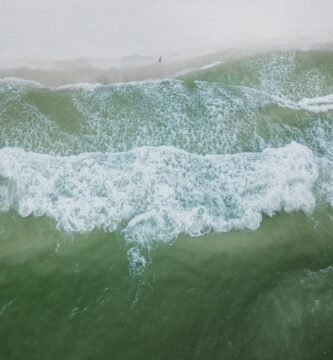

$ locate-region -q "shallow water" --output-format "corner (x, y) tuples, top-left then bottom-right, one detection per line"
(1, 49), (333, 359)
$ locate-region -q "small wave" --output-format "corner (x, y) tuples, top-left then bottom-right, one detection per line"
(0, 77), (43, 88)
(296, 94), (333, 113)
(0, 76), (161, 91)
(200, 61), (225, 70)
(272, 94), (333, 113)
(236, 85), (333, 114)
(172, 61), (224, 78)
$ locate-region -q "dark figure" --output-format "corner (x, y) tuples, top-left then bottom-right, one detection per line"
(158, 56), (162, 63)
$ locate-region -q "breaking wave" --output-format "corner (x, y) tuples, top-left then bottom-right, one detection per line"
(0, 142), (323, 244)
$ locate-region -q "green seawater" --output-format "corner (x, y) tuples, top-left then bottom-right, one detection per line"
(1, 50), (333, 359)
(1, 212), (333, 359)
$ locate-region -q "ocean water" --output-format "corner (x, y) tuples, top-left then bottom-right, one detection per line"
(1, 50), (333, 359)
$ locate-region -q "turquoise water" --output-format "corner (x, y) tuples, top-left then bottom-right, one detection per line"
(1, 50), (333, 359)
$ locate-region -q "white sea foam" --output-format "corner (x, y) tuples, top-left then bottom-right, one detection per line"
(200, 61), (225, 70)
(56, 82), (104, 91)
(1, 69), (333, 162)
(236, 82), (333, 114)
(0, 142), (320, 244)
(0, 77), (43, 88)
(294, 94), (333, 113)
(0, 76), (162, 91)
(270, 94), (333, 113)
(172, 61), (224, 78)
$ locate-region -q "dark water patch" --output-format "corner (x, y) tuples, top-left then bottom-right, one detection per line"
(0, 211), (333, 359)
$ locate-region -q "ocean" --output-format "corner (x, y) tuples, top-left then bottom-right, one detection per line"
(1, 49), (333, 359)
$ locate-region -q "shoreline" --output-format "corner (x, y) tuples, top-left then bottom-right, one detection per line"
(1, 38), (333, 86)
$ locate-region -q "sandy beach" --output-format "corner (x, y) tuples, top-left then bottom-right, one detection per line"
(1, 0), (333, 83)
